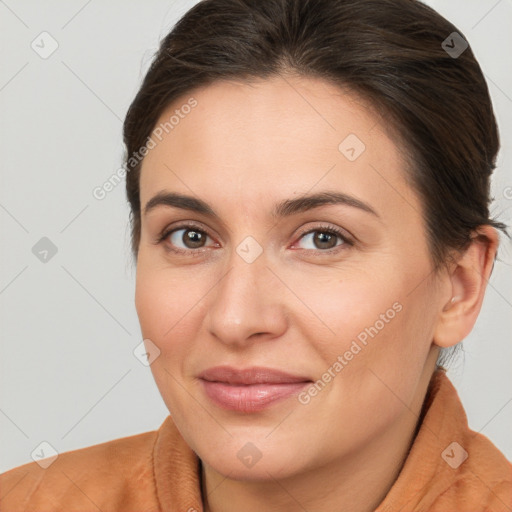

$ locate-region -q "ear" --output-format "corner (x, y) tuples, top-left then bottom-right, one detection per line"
(433, 225), (499, 348)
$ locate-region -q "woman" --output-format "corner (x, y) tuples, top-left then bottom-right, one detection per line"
(1, 0), (511, 510)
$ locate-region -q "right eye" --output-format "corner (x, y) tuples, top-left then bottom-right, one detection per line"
(157, 223), (218, 255)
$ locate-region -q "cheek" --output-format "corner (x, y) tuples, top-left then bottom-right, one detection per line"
(294, 271), (401, 352)
(135, 264), (188, 344)
(299, 266), (433, 376)
(134, 262), (213, 359)
(134, 264), (204, 416)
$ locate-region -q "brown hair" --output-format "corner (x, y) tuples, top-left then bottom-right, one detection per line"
(123, 0), (509, 365)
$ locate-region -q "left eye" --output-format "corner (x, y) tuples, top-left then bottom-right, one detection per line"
(296, 229), (348, 251)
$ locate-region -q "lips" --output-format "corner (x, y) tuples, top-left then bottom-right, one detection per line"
(198, 366), (312, 412)
(198, 366), (312, 385)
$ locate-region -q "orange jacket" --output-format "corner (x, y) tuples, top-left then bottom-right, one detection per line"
(1, 368), (511, 511)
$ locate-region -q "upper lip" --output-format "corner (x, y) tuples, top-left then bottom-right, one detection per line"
(198, 366), (312, 385)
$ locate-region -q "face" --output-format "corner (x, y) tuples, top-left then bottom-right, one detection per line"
(135, 75), (443, 480)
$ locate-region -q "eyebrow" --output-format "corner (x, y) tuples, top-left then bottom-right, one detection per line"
(143, 190), (380, 220)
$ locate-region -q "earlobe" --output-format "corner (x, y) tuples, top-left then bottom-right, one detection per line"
(433, 226), (499, 349)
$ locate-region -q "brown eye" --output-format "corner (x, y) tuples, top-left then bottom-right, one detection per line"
(169, 227), (210, 249)
(296, 228), (349, 251)
(156, 222), (217, 254)
(313, 231), (338, 250)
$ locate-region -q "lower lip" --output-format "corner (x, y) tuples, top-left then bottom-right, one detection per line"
(200, 380), (310, 412)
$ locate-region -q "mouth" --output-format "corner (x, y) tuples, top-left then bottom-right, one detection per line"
(198, 366), (312, 413)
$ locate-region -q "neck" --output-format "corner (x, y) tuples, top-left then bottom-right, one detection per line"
(201, 353), (439, 512)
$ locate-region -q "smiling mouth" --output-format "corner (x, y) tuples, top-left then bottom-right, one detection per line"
(199, 380), (311, 412)
(197, 365), (312, 412)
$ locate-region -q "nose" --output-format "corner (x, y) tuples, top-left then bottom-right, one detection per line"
(204, 249), (288, 348)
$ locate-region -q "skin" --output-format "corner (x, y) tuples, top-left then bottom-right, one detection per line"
(135, 75), (498, 512)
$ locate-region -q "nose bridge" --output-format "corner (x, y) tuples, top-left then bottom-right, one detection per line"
(205, 242), (286, 346)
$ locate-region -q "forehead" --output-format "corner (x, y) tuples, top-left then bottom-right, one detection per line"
(139, 75), (419, 223)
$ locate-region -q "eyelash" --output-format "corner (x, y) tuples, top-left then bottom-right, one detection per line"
(155, 222), (354, 256)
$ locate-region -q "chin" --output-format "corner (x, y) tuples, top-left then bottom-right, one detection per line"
(203, 450), (300, 482)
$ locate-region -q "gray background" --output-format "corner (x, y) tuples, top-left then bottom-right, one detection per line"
(0, 0), (511, 473)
